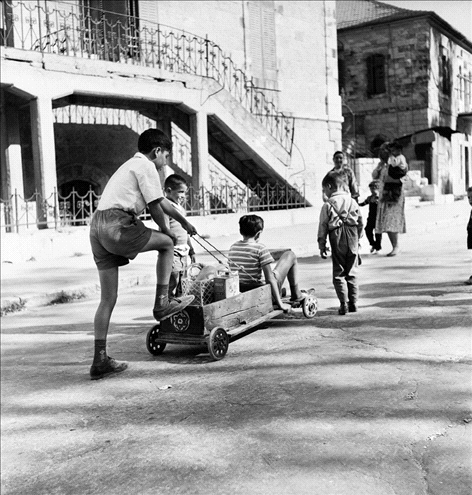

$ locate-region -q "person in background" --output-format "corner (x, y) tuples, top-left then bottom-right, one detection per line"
(330, 150), (359, 201)
(359, 180), (382, 254)
(318, 171), (363, 315)
(372, 141), (408, 257)
(466, 186), (472, 285)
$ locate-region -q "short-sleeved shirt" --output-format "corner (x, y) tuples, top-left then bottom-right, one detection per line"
(228, 240), (274, 286)
(97, 152), (164, 215)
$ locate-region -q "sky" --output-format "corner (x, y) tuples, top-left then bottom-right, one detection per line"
(382, 0), (472, 41)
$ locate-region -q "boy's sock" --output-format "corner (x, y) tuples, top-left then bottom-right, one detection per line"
(154, 284), (170, 311)
(93, 339), (107, 366)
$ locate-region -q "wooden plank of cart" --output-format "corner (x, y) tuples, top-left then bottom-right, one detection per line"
(146, 284), (317, 361)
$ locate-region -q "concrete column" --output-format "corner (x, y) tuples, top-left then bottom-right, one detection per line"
(189, 110), (209, 191)
(1, 94), (25, 232)
(156, 118), (172, 186)
(30, 95), (58, 228)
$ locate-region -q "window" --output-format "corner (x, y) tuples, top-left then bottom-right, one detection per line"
(366, 54), (386, 96)
(247, 1), (277, 82)
(440, 47), (451, 96)
(80, 0), (139, 61)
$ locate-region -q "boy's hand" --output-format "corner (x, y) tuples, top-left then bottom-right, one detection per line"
(183, 220), (197, 236)
(320, 249), (328, 259)
(274, 302), (291, 313)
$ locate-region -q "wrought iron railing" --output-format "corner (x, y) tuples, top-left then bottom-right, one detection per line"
(0, 182), (307, 232)
(1, 0), (294, 153)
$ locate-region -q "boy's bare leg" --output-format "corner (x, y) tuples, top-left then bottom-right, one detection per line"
(91, 266), (128, 379)
(274, 250), (303, 300)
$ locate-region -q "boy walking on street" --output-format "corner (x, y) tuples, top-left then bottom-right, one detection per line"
(318, 171), (363, 315)
(359, 180), (382, 253)
(89, 129), (197, 380)
(164, 174), (196, 296)
(228, 215), (305, 312)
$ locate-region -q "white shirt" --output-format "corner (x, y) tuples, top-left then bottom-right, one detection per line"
(168, 201), (189, 256)
(98, 152), (164, 215)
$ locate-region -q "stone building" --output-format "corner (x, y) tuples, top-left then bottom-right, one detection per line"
(1, 0), (341, 231)
(337, 0), (472, 198)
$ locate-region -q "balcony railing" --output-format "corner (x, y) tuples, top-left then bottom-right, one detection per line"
(1, 0), (294, 154)
(0, 182), (307, 232)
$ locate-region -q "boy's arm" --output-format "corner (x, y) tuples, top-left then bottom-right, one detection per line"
(159, 197), (197, 236)
(262, 264), (290, 312)
(317, 205), (329, 256)
(148, 199), (176, 244)
(187, 236), (196, 263)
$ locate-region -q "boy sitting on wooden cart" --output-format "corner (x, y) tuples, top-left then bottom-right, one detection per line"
(228, 215), (304, 312)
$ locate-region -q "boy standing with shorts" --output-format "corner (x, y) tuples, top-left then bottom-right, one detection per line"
(359, 180), (382, 253)
(318, 171), (363, 315)
(89, 129), (197, 380)
(164, 174), (196, 296)
(228, 214), (305, 312)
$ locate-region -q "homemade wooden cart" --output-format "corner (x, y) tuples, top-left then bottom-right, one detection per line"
(146, 284), (318, 361)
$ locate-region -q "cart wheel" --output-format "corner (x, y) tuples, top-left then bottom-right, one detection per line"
(208, 327), (229, 361)
(303, 296), (318, 318)
(146, 323), (167, 355)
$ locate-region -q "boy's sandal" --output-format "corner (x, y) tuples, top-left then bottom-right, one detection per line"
(290, 291), (307, 303)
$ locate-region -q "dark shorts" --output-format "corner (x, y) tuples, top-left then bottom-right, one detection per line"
(90, 209), (153, 270)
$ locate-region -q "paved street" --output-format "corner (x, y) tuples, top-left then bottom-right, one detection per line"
(1, 205), (471, 495)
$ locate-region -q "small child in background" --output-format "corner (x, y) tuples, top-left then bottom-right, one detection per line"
(467, 186), (472, 285)
(164, 174), (196, 296)
(318, 171), (363, 315)
(359, 180), (382, 254)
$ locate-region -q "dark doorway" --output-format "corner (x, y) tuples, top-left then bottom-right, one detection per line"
(415, 143), (433, 185)
(59, 180), (97, 226)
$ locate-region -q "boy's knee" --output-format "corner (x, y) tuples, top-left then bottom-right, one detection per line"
(158, 235), (174, 252)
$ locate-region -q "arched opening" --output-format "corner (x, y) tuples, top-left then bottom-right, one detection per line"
(59, 179), (98, 226)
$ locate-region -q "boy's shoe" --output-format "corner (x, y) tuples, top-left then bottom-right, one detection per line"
(370, 247), (376, 253)
(153, 295), (195, 321)
(466, 276), (472, 286)
(348, 302), (358, 313)
(90, 356), (128, 380)
(338, 303), (348, 315)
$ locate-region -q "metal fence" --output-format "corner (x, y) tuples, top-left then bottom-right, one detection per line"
(0, 182), (307, 232)
(1, 0), (294, 153)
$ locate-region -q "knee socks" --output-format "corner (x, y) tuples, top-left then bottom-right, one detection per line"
(93, 339), (107, 365)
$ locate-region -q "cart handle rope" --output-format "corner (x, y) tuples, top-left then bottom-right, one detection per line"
(191, 234), (260, 284)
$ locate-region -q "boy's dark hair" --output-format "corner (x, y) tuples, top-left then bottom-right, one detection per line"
(368, 180), (380, 189)
(138, 129), (172, 154)
(333, 150), (344, 159)
(389, 141), (402, 151)
(322, 171), (348, 190)
(165, 174), (187, 190)
(239, 215), (264, 237)
(467, 186), (472, 193)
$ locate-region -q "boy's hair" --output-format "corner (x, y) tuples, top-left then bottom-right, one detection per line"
(322, 171), (348, 190)
(165, 174), (187, 190)
(389, 141), (402, 151)
(239, 215), (264, 237)
(467, 186), (472, 193)
(333, 150), (344, 159)
(138, 129), (172, 154)
(368, 180), (380, 189)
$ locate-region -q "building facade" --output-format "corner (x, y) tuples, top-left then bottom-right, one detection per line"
(1, 0), (342, 231)
(337, 0), (472, 197)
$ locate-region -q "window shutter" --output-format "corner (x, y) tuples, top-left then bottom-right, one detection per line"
(247, 1), (276, 82)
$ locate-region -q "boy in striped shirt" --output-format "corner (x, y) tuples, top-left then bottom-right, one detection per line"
(228, 215), (304, 312)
